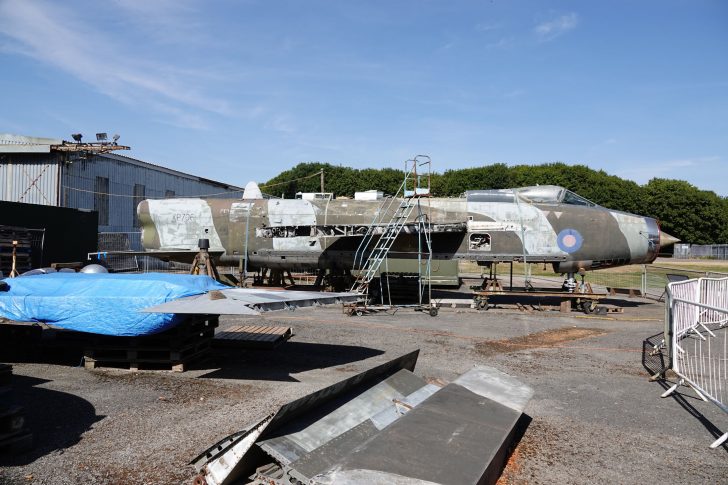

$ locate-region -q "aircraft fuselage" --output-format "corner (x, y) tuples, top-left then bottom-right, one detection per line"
(137, 185), (664, 274)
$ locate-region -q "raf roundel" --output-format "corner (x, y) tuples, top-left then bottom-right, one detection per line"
(557, 228), (583, 254)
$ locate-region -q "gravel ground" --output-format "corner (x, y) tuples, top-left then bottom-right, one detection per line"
(0, 292), (726, 484)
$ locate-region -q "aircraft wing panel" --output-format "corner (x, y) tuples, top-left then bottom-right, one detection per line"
(141, 289), (358, 315)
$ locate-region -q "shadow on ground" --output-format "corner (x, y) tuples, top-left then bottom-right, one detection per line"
(196, 342), (385, 381)
(434, 286), (654, 313)
(0, 374), (103, 466)
(641, 333), (728, 452)
(654, 379), (728, 452)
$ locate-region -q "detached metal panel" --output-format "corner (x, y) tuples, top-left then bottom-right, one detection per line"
(0, 154), (59, 206)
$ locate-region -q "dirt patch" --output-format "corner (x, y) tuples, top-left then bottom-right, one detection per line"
(91, 370), (252, 403)
(476, 327), (608, 356)
(498, 445), (529, 485)
(497, 419), (564, 484)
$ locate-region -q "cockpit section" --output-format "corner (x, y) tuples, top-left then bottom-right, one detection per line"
(560, 189), (597, 207)
(465, 185), (598, 207)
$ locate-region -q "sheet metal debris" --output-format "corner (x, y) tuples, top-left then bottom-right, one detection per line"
(191, 350), (533, 485)
(142, 288), (358, 315)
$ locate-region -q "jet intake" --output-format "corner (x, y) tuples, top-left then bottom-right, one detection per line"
(553, 261), (593, 274)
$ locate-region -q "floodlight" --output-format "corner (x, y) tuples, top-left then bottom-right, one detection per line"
(112, 134), (120, 143)
(71, 133), (83, 143)
(96, 132), (108, 142)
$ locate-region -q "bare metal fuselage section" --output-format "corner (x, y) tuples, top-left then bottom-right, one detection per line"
(138, 185), (662, 273)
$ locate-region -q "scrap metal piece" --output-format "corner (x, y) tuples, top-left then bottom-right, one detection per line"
(192, 350), (533, 485)
(309, 370), (530, 485)
(191, 350), (420, 485)
(141, 289), (358, 315)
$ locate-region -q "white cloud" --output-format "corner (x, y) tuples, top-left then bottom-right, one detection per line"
(485, 37), (512, 50)
(265, 115), (297, 135)
(435, 41), (457, 53)
(475, 22), (500, 32)
(0, 0), (230, 129)
(111, 0), (213, 46)
(502, 89), (525, 99)
(534, 13), (579, 42)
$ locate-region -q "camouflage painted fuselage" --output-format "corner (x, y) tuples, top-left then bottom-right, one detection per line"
(137, 185), (662, 273)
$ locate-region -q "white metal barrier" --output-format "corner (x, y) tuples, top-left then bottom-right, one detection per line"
(663, 277), (728, 448)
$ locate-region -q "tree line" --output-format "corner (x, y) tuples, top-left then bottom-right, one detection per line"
(264, 162), (728, 244)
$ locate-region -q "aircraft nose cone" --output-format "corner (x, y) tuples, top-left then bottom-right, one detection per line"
(660, 231), (680, 247)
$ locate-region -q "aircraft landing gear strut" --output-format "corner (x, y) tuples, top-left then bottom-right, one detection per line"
(562, 273), (578, 293)
(562, 268), (589, 294)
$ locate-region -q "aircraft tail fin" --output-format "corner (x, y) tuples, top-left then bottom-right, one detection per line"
(242, 181), (263, 200)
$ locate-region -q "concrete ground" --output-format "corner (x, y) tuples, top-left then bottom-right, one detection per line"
(0, 292), (726, 484)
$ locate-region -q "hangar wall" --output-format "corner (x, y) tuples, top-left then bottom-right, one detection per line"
(0, 135), (245, 235)
(60, 153), (243, 232)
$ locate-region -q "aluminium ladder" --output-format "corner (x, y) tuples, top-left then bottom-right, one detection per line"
(350, 156), (432, 301)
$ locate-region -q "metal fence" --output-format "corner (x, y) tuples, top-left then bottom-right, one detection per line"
(460, 262), (728, 300)
(661, 277), (728, 448)
(96, 235), (728, 296)
(640, 265), (726, 299)
(96, 232), (186, 273)
(674, 244), (728, 260)
(95, 232), (242, 276)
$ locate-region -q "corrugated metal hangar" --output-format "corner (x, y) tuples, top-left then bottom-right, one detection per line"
(0, 133), (244, 233)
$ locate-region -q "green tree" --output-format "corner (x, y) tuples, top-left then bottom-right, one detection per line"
(264, 162), (727, 244)
(643, 178), (727, 244)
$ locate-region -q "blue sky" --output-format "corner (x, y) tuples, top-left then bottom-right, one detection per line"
(1, 0), (726, 195)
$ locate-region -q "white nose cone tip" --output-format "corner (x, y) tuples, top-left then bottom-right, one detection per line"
(660, 232), (680, 247)
(242, 181), (263, 200)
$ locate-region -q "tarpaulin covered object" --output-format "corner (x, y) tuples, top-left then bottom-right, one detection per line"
(0, 273), (227, 336)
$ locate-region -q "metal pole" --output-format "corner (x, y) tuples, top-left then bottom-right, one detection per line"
(417, 201), (422, 307)
(320, 169), (324, 194)
(244, 203), (251, 283)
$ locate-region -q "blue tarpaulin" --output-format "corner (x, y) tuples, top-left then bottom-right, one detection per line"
(0, 273), (227, 336)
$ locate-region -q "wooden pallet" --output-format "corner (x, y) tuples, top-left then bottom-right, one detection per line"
(87, 321), (218, 350)
(213, 325), (293, 349)
(0, 226), (35, 275)
(83, 316), (218, 372)
(84, 340), (210, 372)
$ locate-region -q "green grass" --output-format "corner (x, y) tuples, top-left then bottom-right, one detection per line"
(459, 259), (728, 291)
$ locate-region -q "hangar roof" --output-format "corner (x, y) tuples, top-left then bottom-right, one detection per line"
(0, 133), (244, 191)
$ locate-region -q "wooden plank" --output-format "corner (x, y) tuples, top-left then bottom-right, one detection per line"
(213, 325), (293, 349)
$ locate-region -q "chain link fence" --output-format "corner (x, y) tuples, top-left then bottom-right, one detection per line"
(459, 261), (728, 300)
(97, 235), (728, 296)
(96, 232), (242, 276)
(674, 244), (728, 260)
(96, 232), (188, 273)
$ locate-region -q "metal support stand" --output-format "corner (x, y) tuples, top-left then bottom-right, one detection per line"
(9, 240), (19, 278)
(190, 238), (220, 281)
